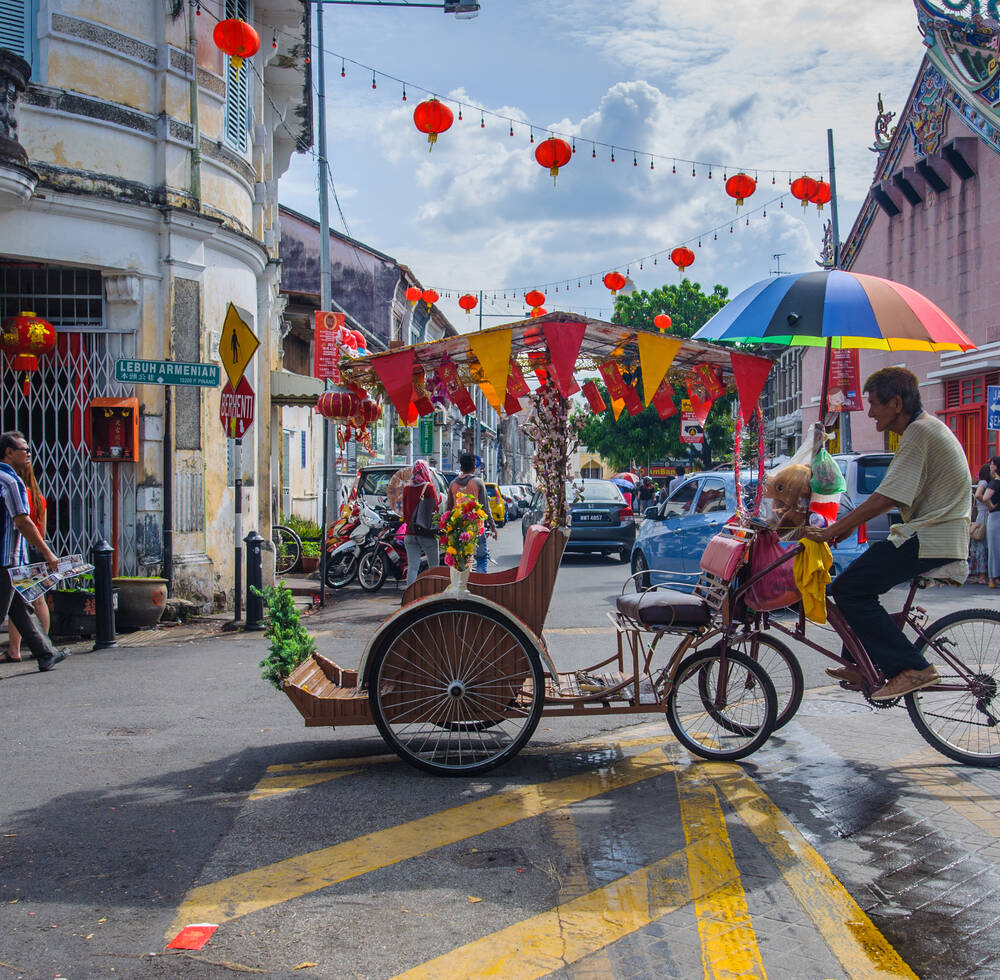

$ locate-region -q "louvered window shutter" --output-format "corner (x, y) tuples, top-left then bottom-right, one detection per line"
(223, 0), (251, 152)
(0, 0), (29, 61)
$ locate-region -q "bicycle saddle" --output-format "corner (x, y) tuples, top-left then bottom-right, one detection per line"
(616, 589), (712, 629)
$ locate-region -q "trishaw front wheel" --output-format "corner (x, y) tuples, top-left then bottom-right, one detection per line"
(906, 608), (1000, 767)
(367, 601), (544, 776)
(666, 649), (777, 761)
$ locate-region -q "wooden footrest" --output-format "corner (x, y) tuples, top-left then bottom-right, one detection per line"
(283, 655), (371, 727)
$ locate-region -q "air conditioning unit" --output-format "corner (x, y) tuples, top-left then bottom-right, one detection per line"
(432, 410), (446, 427)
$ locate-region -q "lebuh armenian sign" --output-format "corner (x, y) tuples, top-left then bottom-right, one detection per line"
(115, 359), (220, 387)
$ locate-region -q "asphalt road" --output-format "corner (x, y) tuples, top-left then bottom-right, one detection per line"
(2, 522), (999, 978)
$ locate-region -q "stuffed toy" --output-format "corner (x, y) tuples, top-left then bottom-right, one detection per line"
(762, 463), (812, 533)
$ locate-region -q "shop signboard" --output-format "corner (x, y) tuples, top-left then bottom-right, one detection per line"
(314, 311), (345, 382)
(418, 416), (435, 455)
(827, 349), (863, 411)
(680, 399), (704, 444)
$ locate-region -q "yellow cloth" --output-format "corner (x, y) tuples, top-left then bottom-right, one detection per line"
(793, 539), (833, 623)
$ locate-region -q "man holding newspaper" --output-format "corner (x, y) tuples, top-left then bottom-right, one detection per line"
(0, 431), (66, 672)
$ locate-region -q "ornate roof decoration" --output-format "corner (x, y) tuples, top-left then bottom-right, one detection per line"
(871, 93), (898, 154)
(908, 64), (950, 156)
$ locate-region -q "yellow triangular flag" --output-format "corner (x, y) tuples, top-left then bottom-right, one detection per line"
(637, 333), (682, 405)
(478, 380), (503, 413)
(611, 395), (625, 420)
(468, 330), (512, 407)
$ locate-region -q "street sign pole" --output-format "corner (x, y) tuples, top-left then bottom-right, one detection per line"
(234, 434), (242, 622)
(163, 385), (173, 593)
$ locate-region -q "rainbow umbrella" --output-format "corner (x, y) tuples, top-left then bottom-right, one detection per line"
(693, 270), (975, 352)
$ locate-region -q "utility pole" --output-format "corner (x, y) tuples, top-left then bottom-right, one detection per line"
(827, 128), (851, 452)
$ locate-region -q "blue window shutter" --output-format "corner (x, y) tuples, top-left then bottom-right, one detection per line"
(0, 1), (29, 60)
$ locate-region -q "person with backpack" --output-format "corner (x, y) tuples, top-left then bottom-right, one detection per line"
(446, 452), (497, 573)
(401, 459), (440, 587)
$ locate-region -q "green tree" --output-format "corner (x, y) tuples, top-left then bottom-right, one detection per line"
(577, 279), (734, 470)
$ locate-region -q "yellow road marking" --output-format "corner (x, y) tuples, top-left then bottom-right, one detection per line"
(675, 766), (767, 979)
(894, 748), (1000, 840)
(168, 747), (676, 936)
(248, 769), (360, 800)
(390, 849), (692, 980)
(708, 764), (918, 979)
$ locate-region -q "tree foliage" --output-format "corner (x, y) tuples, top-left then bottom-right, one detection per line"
(576, 279), (734, 470)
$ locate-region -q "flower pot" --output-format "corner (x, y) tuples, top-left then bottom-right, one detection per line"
(300, 555), (320, 574)
(446, 566), (470, 593)
(112, 577), (168, 632)
(49, 589), (97, 638)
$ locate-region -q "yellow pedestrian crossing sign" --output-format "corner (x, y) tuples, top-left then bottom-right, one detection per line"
(219, 302), (259, 388)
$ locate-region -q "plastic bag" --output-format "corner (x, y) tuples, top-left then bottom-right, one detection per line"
(745, 529), (800, 611)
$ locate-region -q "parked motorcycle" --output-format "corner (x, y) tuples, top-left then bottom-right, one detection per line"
(357, 512), (430, 592)
(325, 503), (384, 588)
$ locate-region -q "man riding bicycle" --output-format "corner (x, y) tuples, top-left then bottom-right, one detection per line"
(803, 367), (971, 701)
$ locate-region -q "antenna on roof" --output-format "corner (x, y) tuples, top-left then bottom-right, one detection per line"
(770, 252), (786, 276)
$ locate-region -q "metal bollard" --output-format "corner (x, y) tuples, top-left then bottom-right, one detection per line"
(91, 538), (117, 650)
(244, 530), (264, 631)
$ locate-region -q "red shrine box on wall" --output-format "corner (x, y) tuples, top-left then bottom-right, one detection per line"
(88, 397), (139, 462)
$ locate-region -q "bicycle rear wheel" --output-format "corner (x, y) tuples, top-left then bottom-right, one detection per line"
(271, 525), (301, 575)
(906, 608), (1000, 767)
(666, 649), (777, 761)
(727, 632), (804, 730)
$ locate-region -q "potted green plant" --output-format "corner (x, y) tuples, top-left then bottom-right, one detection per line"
(112, 570), (168, 631)
(49, 574), (97, 638)
(283, 515), (322, 575)
(300, 539), (321, 574)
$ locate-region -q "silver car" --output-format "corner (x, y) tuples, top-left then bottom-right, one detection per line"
(832, 453), (898, 543)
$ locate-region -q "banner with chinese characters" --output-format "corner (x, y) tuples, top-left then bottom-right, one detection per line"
(313, 311), (344, 382)
(827, 349), (863, 411)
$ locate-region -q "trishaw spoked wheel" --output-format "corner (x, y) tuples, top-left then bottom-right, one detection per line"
(724, 634), (803, 730)
(666, 649), (777, 761)
(367, 600), (545, 775)
(906, 608), (1000, 767)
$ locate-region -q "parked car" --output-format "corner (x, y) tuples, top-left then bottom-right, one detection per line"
(832, 453), (899, 543)
(521, 479), (636, 561)
(500, 485), (522, 520)
(484, 482), (507, 526)
(631, 470), (869, 585)
(357, 464), (449, 513)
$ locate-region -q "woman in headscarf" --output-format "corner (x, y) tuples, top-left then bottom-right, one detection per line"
(401, 460), (440, 586)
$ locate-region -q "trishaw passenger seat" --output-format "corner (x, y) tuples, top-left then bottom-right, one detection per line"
(616, 590), (712, 630)
(517, 525), (550, 580)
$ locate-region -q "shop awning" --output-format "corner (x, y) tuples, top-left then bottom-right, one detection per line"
(270, 370), (323, 407)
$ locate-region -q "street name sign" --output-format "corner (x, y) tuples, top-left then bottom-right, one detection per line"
(220, 376), (256, 439)
(219, 302), (260, 388)
(988, 385), (1000, 431)
(115, 359), (220, 387)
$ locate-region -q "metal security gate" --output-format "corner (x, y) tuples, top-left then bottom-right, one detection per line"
(0, 263), (139, 572)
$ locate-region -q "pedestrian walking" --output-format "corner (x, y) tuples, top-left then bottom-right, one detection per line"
(636, 477), (655, 515)
(4, 453), (51, 661)
(969, 462), (991, 585)
(669, 465), (687, 494)
(401, 460), (440, 588)
(0, 431), (65, 672)
(446, 452), (496, 573)
(982, 456), (1000, 588)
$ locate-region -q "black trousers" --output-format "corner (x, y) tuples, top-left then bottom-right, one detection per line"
(0, 568), (59, 660)
(829, 535), (949, 676)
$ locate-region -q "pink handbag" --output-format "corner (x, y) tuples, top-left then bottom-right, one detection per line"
(699, 534), (748, 581)
(745, 530), (799, 611)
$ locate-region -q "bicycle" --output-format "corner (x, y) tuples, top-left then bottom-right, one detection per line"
(271, 524), (302, 575)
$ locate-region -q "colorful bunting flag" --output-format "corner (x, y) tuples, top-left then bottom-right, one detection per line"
(729, 351), (774, 423)
(468, 330), (512, 406)
(507, 359), (530, 397)
(371, 348), (415, 417)
(693, 363), (726, 401)
(651, 378), (678, 420)
(542, 321), (586, 398)
(637, 334), (682, 405)
(581, 380), (606, 413)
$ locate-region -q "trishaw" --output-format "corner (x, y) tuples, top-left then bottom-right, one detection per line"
(283, 312), (1000, 774)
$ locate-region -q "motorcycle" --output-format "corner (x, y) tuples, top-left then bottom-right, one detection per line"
(357, 513), (430, 593)
(325, 503), (385, 588)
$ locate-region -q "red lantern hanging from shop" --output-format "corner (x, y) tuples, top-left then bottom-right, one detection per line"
(653, 313), (672, 333)
(530, 307), (547, 318)
(421, 289), (439, 308)
(809, 179), (831, 210)
(790, 175), (819, 208)
(316, 390), (361, 419)
(0, 311), (56, 397)
(524, 289), (545, 311)
(405, 286), (422, 308)
(534, 137), (572, 186)
(212, 18), (260, 71)
(358, 399), (381, 424)
(602, 271), (626, 295)
(725, 172), (756, 208)
(670, 247), (695, 273)
(412, 98), (454, 150)
(458, 293), (478, 314)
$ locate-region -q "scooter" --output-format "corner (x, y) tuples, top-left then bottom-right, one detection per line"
(325, 503), (384, 588)
(357, 513), (430, 592)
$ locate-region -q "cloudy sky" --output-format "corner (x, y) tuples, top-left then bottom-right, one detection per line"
(278, 0), (926, 328)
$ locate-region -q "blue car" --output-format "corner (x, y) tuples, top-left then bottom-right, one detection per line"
(630, 470), (868, 586)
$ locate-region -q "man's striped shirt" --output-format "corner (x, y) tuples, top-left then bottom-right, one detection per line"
(0, 462), (30, 567)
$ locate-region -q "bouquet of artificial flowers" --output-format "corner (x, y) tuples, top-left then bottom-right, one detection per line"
(440, 491), (487, 571)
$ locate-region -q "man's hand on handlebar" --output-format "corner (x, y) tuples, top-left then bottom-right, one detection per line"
(801, 523), (848, 545)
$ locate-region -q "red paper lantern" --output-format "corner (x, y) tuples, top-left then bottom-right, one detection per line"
(524, 289), (545, 309)
(358, 399), (381, 424)
(458, 293), (478, 314)
(317, 390), (360, 419)
(530, 307), (547, 318)
(412, 98), (454, 150)
(670, 247), (695, 272)
(653, 314), (672, 333)
(534, 137), (572, 185)
(790, 175), (819, 209)
(0, 311), (56, 396)
(523, 326), (544, 346)
(405, 286), (421, 307)
(212, 18), (260, 71)
(421, 289), (439, 307)
(603, 272), (627, 295)
(725, 172), (756, 208)
(809, 179), (832, 210)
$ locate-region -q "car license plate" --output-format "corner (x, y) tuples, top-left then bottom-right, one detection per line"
(578, 513), (603, 522)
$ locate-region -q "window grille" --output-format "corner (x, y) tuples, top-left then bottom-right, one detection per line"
(223, 0), (251, 152)
(0, 0), (29, 61)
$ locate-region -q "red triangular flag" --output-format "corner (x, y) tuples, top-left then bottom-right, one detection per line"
(504, 390), (522, 414)
(371, 348), (416, 417)
(542, 321), (586, 398)
(729, 352), (773, 423)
